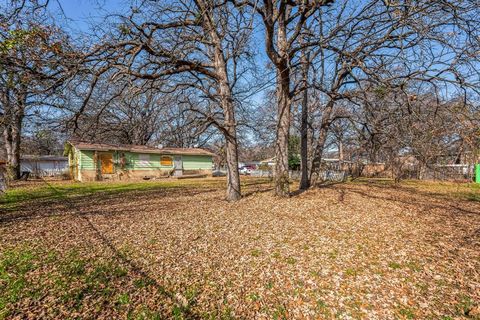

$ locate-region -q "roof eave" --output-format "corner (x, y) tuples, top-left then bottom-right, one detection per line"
(75, 147), (213, 157)
(67, 141), (214, 156)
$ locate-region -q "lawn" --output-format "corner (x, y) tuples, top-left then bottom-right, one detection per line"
(0, 178), (479, 319)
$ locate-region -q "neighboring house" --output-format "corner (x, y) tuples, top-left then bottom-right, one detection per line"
(20, 155), (69, 177)
(64, 141), (214, 181)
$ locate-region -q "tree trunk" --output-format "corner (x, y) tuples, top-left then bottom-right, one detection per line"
(299, 70), (310, 190)
(299, 45), (310, 190)
(2, 87), (13, 179)
(225, 129), (241, 201)
(2, 91), (24, 180)
(339, 139), (344, 161)
(275, 65), (291, 196)
(210, 24), (241, 201)
(417, 161), (426, 180)
(309, 126), (328, 184)
(310, 99), (335, 184)
(10, 111), (22, 179)
(221, 82), (241, 201)
(3, 125), (13, 176)
(0, 165), (7, 194)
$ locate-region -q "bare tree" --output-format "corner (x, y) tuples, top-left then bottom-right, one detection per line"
(0, 4), (79, 178)
(95, 0), (255, 201)
(231, 0), (334, 196)
(68, 82), (217, 148)
(289, 0), (480, 186)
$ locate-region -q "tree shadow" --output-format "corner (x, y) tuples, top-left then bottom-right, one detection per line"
(288, 180), (347, 198)
(242, 187), (274, 198)
(7, 181), (207, 318)
(343, 183), (480, 248)
(346, 182), (480, 217)
(0, 186), (219, 224)
(79, 214), (203, 318)
(290, 188), (307, 197)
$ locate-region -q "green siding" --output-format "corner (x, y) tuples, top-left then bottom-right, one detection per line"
(126, 152), (173, 170)
(182, 155), (212, 170)
(74, 149), (211, 172)
(79, 150), (95, 169)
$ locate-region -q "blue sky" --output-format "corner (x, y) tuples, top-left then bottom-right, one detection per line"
(49, 0), (128, 33)
(47, 0), (271, 104)
(45, 0), (477, 104)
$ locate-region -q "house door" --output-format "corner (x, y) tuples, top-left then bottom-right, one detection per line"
(99, 153), (114, 174)
(174, 156), (183, 176)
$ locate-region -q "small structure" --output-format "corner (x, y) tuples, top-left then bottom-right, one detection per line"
(64, 141), (214, 181)
(20, 155), (69, 178)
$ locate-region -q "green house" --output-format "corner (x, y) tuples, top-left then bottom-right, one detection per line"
(64, 141), (214, 181)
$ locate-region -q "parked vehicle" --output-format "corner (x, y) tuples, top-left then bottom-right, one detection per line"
(239, 166), (253, 175)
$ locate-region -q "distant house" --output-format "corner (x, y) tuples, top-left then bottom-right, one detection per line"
(259, 157), (276, 167)
(20, 155), (68, 177)
(64, 141), (214, 181)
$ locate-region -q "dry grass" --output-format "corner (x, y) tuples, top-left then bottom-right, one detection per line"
(0, 178), (479, 319)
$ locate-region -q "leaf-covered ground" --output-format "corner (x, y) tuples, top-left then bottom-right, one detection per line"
(0, 178), (479, 319)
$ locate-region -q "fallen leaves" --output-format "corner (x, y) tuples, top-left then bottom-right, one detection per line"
(0, 178), (479, 319)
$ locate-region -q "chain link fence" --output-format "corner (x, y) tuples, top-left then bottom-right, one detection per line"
(250, 162), (475, 182)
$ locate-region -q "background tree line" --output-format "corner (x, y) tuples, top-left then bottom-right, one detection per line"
(0, 0), (479, 200)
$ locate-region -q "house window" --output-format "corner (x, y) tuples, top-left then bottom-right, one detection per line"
(139, 154), (150, 161)
(160, 156), (173, 166)
(138, 154), (150, 167)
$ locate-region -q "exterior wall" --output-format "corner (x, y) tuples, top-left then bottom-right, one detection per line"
(21, 160), (68, 172)
(72, 148), (213, 181)
(77, 149), (94, 181)
(80, 150), (95, 170)
(79, 170), (96, 181)
(182, 155), (213, 171)
(123, 169), (171, 179)
(125, 152), (174, 170)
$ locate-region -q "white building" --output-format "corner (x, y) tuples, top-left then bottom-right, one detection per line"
(20, 155), (68, 177)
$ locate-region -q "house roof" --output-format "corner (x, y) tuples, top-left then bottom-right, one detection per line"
(67, 141), (215, 157)
(260, 157), (276, 163)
